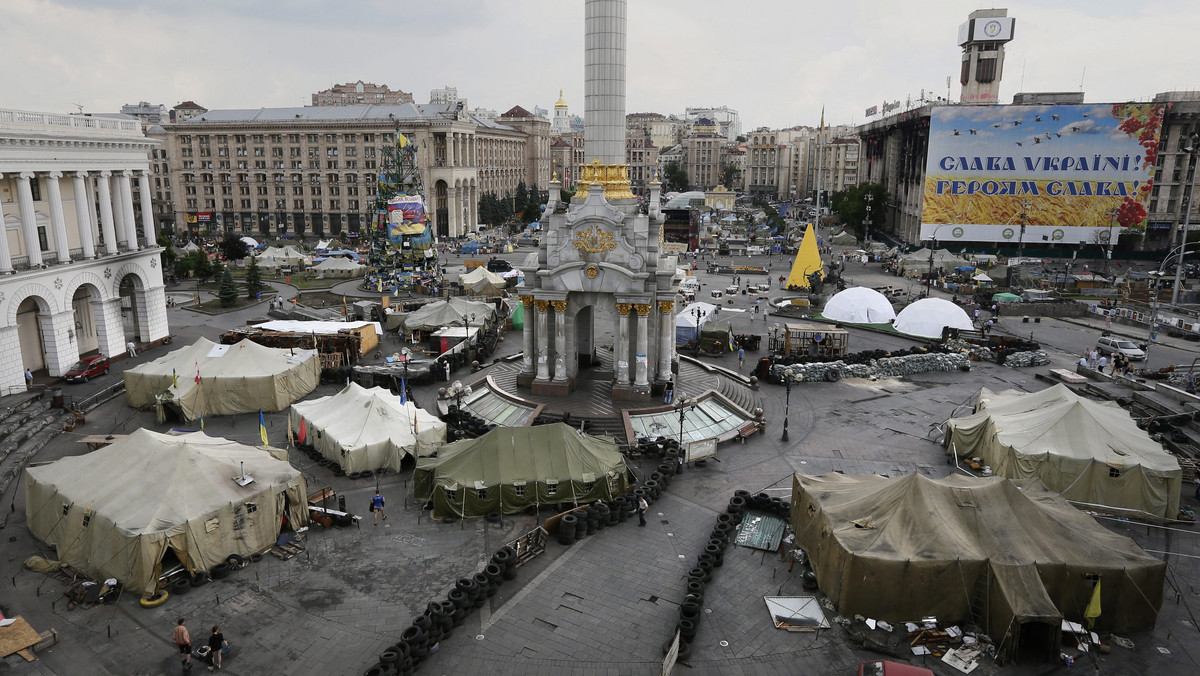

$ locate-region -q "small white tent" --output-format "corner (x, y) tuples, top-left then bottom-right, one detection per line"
(893, 298), (974, 338)
(25, 429), (308, 595)
(676, 302), (718, 344)
(312, 257), (366, 277)
(257, 246), (309, 268)
(822, 287), (896, 324)
(290, 383), (446, 473)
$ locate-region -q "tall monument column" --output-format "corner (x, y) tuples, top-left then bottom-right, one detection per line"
(584, 0), (626, 166)
(657, 301), (674, 381)
(551, 300), (569, 382)
(520, 296), (535, 375)
(634, 303), (650, 388)
(616, 303), (632, 385)
(534, 300), (551, 382)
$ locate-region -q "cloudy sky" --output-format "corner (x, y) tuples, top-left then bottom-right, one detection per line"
(3, 0), (1197, 131)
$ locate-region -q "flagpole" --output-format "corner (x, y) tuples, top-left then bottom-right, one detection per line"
(816, 106), (825, 221)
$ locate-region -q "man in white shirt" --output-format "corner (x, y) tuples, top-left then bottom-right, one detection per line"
(1097, 355), (1108, 371)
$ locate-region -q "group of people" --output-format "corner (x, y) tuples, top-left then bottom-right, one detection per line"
(1078, 347), (1134, 376)
(172, 618), (227, 671)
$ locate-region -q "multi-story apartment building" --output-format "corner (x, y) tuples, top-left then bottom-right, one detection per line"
(312, 81), (414, 107)
(685, 106), (742, 142)
(744, 125), (859, 203)
(550, 131), (585, 190)
(1145, 92), (1200, 249)
(626, 130), (659, 197)
(151, 103), (545, 241)
(0, 108), (168, 394)
(682, 130), (725, 190)
(497, 106), (551, 194)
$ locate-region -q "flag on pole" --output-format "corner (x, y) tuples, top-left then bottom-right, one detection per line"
(199, 414), (205, 431)
(287, 414), (294, 445)
(400, 378), (406, 405)
(1084, 579), (1102, 628)
(819, 105), (825, 133)
(298, 418), (307, 445)
(398, 133), (409, 149)
(259, 410), (269, 447)
(195, 362), (201, 384)
(172, 368), (179, 389)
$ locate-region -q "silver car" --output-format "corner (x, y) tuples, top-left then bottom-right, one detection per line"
(1097, 336), (1146, 361)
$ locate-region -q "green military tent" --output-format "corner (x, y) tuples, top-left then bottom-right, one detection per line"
(413, 423), (629, 519)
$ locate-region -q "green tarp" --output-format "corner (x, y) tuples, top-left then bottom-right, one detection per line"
(413, 423), (628, 519)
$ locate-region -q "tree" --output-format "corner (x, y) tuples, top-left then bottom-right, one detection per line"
(219, 232), (249, 262)
(244, 255), (265, 299)
(218, 267), (239, 308)
(662, 161), (689, 192)
(718, 163), (741, 190)
(158, 234), (177, 272)
(514, 182), (529, 214)
(830, 183), (889, 241)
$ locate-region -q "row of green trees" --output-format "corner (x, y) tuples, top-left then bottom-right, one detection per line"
(656, 160), (740, 192)
(829, 183), (889, 241)
(478, 181), (545, 230)
(170, 233), (266, 307)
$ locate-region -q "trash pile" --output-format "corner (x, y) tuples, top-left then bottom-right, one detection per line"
(943, 338), (993, 361)
(772, 351), (970, 383)
(999, 350), (1051, 367)
(839, 614), (995, 674)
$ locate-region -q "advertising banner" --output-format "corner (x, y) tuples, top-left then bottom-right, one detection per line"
(921, 103), (1164, 245)
(386, 195), (427, 245)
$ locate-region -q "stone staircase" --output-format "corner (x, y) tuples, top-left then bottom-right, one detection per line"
(0, 395), (78, 502)
(535, 410), (629, 447)
(715, 372), (762, 414)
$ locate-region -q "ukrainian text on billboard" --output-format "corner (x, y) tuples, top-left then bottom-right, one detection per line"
(921, 104), (1163, 245)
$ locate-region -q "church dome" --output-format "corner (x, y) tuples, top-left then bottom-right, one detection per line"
(555, 89), (568, 109)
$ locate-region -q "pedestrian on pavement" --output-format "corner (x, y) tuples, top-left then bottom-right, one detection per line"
(1111, 355), (1122, 376)
(1089, 348), (1099, 368)
(127, 341), (138, 357)
(1105, 311), (1113, 329)
(370, 490), (386, 525)
(1078, 355), (1089, 368)
(25, 368), (33, 389)
(1097, 354), (1108, 372)
(663, 379), (674, 405)
(754, 299), (761, 314)
(738, 346), (745, 368)
(972, 308), (981, 324)
(173, 618), (192, 671)
(443, 360), (451, 382)
(206, 626), (226, 671)
(983, 319), (993, 337)
(637, 494), (648, 526)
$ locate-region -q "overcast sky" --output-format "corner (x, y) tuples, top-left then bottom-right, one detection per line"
(3, 0), (1197, 131)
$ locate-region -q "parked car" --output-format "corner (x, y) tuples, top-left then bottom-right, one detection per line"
(486, 259), (513, 273)
(64, 355), (110, 383)
(1097, 335), (1146, 361)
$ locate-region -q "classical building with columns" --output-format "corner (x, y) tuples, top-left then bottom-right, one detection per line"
(0, 109), (168, 395)
(518, 0), (677, 402)
(152, 103), (547, 240)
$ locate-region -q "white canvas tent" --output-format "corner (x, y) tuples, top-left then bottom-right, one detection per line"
(257, 245), (309, 268)
(675, 302), (718, 344)
(290, 383), (446, 473)
(312, 257), (365, 277)
(893, 297), (973, 338)
(945, 384), (1182, 521)
(899, 248), (962, 276)
(24, 429), (308, 595)
(822, 287), (896, 324)
(458, 266), (507, 296)
(124, 338), (321, 421)
(402, 298), (496, 333)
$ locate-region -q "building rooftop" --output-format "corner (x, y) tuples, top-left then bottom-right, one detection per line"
(169, 104), (516, 131)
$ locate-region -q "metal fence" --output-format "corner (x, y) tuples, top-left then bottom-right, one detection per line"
(69, 381), (126, 414)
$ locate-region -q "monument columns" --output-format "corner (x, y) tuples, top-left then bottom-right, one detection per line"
(138, 170), (157, 245)
(551, 300), (568, 382)
(534, 300), (551, 382)
(16, 172), (43, 267)
(0, 175), (12, 272)
(615, 303), (632, 385)
(45, 172), (71, 263)
(657, 300), (674, 381)
(96, 171), (119, 254)
(72, 172), (96, 259)
(520, 296), (535, 375)
(634, 303), (650, 387)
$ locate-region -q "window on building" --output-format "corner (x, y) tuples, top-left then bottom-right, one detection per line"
(240, 199), (250, 209)
(311, 199), (322, 210)
(289, 134), (300, 144)
(307, 134), (319, 143)
(293, 199), (304, 210)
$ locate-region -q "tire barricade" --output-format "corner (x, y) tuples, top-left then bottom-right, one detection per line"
(363, 545), (519, 675)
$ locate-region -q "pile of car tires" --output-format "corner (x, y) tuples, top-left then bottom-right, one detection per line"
(363, 546), (519, 675)
(141, 553), (264, 609)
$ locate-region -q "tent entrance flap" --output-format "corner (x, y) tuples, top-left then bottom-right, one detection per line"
(991, 564), (1062, 662)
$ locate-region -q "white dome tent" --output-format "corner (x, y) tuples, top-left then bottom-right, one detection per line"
(822, 287), (896, 324)
(893, 298), (974, 338)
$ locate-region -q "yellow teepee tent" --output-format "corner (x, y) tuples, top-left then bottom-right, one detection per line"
(785, 223), (825, 289)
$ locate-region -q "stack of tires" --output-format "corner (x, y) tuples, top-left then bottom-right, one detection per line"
(365, 546), (519, 675)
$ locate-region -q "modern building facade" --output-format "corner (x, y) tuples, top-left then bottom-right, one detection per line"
(685, 106), (741, 142)
(497, 106), (552, 194)
(312, 81), (414, 107)
(0, 108), (168, 395)
(152, 103), (547, 240)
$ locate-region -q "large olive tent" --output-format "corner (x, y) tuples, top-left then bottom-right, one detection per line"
(402, 297), (496, 333)
(791, 473), (1164, 661)
(25, 429), (308, 595)
(124, 338), (321, 421)
(290, 383), (446, 473)
(945, 384), (1182, 521)
(413, 423), (628, 519)
(458, 266), (507, 296)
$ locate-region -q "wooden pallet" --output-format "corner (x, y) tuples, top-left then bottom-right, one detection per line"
(1178, 457), (1198, 482)
(269, 542), (305, 560)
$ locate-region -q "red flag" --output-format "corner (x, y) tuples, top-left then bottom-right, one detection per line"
(298, 418), (307, 445)
(195, 361), (201, 384)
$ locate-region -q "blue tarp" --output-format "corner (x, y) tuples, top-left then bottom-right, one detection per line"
(460, 241), (483, 254)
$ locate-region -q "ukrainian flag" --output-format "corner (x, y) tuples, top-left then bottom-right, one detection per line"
(259, 410), (269, 447)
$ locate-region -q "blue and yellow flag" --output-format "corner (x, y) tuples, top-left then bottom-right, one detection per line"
(172, 368), (179, 389)
(199, 414), (205, 431)
(259, 410), (269, 447)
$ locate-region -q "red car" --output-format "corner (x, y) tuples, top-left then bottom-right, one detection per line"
(64, 355), (110, 383)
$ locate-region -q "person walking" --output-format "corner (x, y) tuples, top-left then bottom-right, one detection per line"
(738, 346), (745, 368)
(127, 341), (138, 358)
(206, 626), (226, 671)
(25, 368), (33, 390)
(1097, 354), (1108, 372)
(1105, 311), (1113, 329)
(637, 494), (648, 527)
(173, 618), (192, 671)
(370, 490), (386, 525)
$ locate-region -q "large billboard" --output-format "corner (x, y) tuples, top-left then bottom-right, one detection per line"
(921, 103), (1164, 245)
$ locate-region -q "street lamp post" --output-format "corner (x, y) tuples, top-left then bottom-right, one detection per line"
(1018, 198), (1032, 259)
(781, 376), (792, 442)
(1170, 133), (1200, 306)
(863, 193), (873, 246)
